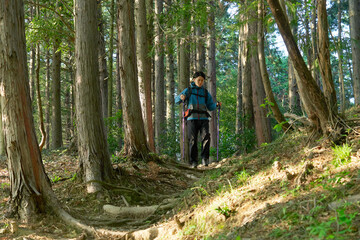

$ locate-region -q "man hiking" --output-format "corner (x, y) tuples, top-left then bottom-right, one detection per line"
(175, 71), (220, 168)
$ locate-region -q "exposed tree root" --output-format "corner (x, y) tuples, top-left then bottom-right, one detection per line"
(45, 191), (176, 239)
(103, 199), (177, 218)
(284, 113), (313, 127)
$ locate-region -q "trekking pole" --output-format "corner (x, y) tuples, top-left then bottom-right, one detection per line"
(217, 103), (221, 162)
(182, 101), (185, 161)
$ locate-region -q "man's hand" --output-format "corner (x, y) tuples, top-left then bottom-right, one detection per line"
(217, 102), (222, 107)
(180, 95), (186, 101)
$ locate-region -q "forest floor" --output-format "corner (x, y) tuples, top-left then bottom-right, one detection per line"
(2, 109), (360, 239)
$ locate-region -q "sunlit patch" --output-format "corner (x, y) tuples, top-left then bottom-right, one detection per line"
(0, 168), (9, 184)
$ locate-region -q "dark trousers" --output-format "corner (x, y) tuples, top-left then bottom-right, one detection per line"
(187, 120), (210, 166)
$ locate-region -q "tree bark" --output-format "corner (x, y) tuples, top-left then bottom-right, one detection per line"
(45, 48), (51, 149)
(337, 0), (345, 114)
(195, 0), (206, 73)
(207, 1), (218, 160)
(0, 0), (50, 221)
(240, 1), (254, 132)
(35, 44), (46, 151)
(349, 0), (360, 105)
(236, 20), (243, 136)
(116, 41), (123, 149)
(317, 0), (337, 113)
(108, 0), (115, 118)
(118, 0), (150, 159)
(98, 1), (109, 120)
(165, 0), (175, 134)
(51, 42), (63, 148)
(154, 0), (166, 152)
(178, 0), (190, 162)
(310, 0), (320, 86)
(249, 2), (271, 145)
(135, 0), (155, 151)
(75, 0), (114, 193)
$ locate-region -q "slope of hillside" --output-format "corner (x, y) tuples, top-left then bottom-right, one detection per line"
(1, 110), (360, 239)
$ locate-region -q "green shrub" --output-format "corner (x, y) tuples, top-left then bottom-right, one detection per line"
(332, 143), (352, 167)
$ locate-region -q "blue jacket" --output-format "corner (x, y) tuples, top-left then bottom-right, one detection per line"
(175, 82), (217, 120)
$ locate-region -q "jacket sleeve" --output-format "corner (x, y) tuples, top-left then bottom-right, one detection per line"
(206, 91), (217, 111)
(175, 88), (189, 105)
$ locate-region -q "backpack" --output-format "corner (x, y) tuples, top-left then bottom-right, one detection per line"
(186, 86), (208, 103)
(184, 86), (210, 119)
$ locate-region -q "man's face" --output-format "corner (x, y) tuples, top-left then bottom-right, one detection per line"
(194, 76), (205, 87)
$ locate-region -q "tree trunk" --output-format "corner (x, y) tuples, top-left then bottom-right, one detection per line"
(304, 0), (312, 71)
(267, 0), (333, 135)
(166, 52), (175, 131)
(286, 2), (301, 115)
(51, 42), (63, 149)
(165, 0), (176, 133)
(116, 42), (123, 149)
(337, 0), (345, 114)
(236, 20), (243, 136)
(135, 0), (155, 151)
(35, 44), (46, 151)
(258, 0), (289, 131)
(311, 0), (320, 86)
(195, 0), (206, 73)
(0, 3), (105, 233)
(0, 98), (4, 156)
(317, 0), (337, 113)
(45, 48), (51, 149)
(179, 0), (190, 162)
(0, 0), (51, 221)
(98, 1), (109, 120)
(29, 47), (36, 104)
(154, 0), (165, 152)
(75, 0), (114, 193)
(248, 2), (271, 145)
(240, 1), (254, 132)
(349, 0), (360, 105)
(288, 59), (302, 114)
(108, 0), (115, 118)
(207, 1), (218, 160)
(118, 0), (150, 159)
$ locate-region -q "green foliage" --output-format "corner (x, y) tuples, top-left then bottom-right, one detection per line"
(158, 123), (180, 157)
(51, 175), (61, 183)
(215, 204), (236, 219)
(307, 204), (358, 239)
(234, 169), (250, 186)
(209, 168), (224, 180)
(273, 121), (288, 132)
(260, 98), (275, 117)
(104, 110), (123, 155)
(238, 128), (257, 154)
(331, 143), (352, 167)
(70, 173), (77, 182)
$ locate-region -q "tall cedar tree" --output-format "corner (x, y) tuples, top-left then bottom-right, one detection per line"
(154, 0), (166, 152)
(135, 0), (155, 151)
(350, 0), (360, 105)
(74, 0), (114, 193)
(118, 0), (151, 159)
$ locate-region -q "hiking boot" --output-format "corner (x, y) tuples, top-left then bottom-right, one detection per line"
(190, 163), (197, 169)
(202, 159), (209, 167)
